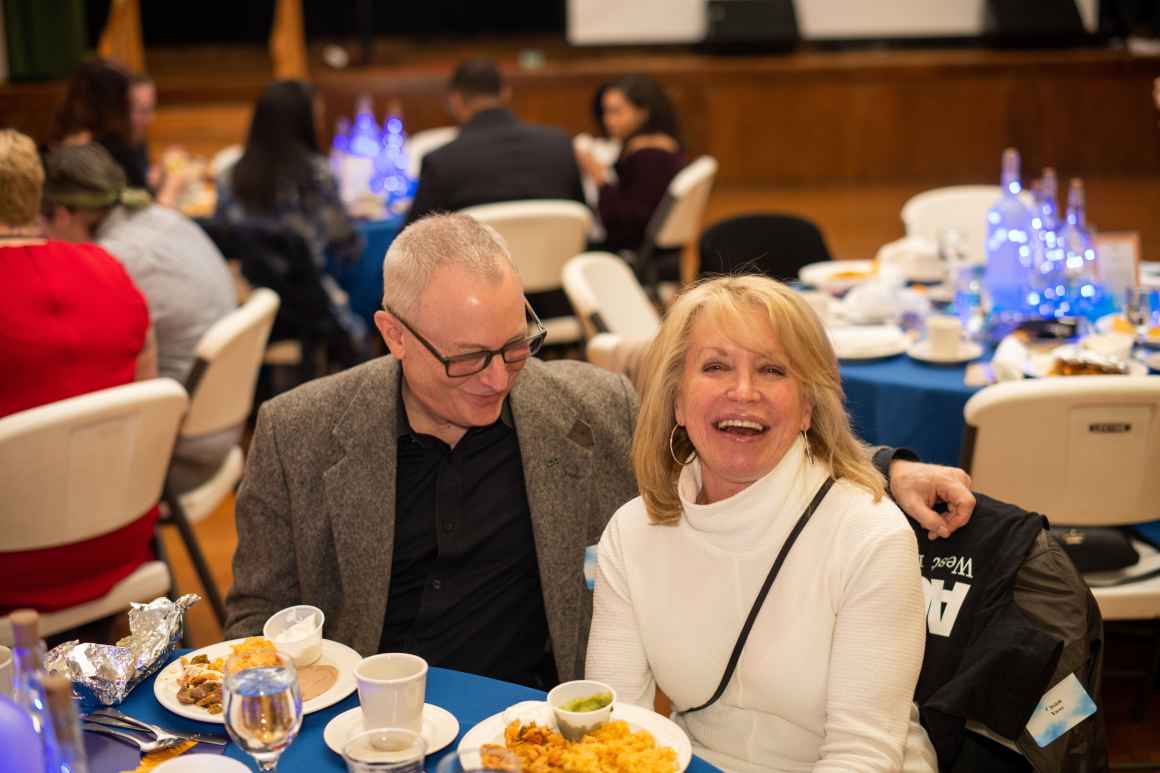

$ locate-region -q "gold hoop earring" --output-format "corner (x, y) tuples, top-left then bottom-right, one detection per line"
(802, 430), (814, 465)
(669, 424), (695, 466)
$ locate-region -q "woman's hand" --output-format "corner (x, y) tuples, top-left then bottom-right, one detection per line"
(889, 460), (975, 540)
(575, 148), (608, 186)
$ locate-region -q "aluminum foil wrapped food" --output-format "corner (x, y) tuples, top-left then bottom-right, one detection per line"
(44, 594), (199, 706)
(1049, 346), (1129, 376)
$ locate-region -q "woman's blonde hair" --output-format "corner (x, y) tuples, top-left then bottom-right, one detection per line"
(633, 274), (885, 524)
(0, 130), (45, 227)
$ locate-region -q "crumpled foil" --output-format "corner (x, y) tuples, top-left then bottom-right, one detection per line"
(44, 594), (199, 706)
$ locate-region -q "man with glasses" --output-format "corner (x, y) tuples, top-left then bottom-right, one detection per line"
(226, 213), (976, 689)
(226, 213), (639, 688)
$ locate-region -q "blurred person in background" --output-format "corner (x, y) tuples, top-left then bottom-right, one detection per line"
(0, 129), (159, 615)
(41, 143), (238, 494)
(576, 74), (686, 260)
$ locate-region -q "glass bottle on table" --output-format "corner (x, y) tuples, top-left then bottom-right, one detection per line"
(983, 148), (1036, 327)
(1059, 178), (1116, 322)
(1029, 167), (1066, 317)
(42, 673), (88, 773)
(223, 651), (303, 771)
(8, 609), (57, 762)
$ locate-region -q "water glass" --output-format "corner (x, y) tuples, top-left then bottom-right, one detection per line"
(223, 651), (303, 771)
(342, 728), (427, 773)
(1123, 286), (1158, 333)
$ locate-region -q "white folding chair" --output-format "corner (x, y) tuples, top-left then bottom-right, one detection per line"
(460, 200), (593, 347)
(0, 380), (189, 645)
(963, 376), (1160, 713)
(901, 185), (1036, 265)
(406, 126), (459, 179)
(562, 252), (661, 341)
(634, 155), (719, 291)
(161, 288), (280, 627)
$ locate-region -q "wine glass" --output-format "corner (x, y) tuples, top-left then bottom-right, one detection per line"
(342, 728), (427, 773)
(433, 746), (521, 773)
(1124, 286), (1157, 335)
(223, 651), (303, 771)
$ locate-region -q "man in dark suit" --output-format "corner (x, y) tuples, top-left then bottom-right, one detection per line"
(404, 58), (585, 226)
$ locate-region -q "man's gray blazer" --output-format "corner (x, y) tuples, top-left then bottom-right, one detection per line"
(224, 356), (640, 683)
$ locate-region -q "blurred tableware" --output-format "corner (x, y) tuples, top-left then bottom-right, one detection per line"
(875, 235), (946, 283)
(546, 680), (616, 741)
(0, 645), (11, 697)
(263, 605), (325, 666)
(827, 325), (908, 360)
(342, 727), (426, 773)
(1082, 332), (1134, 363)
(154, 638), (359, 723)
(81, 721), (186, 753)
(152, 754), (252, 772)
(798, 291), (833, 325)
(224, 650), (303, 771)
(926, 316), (965, 359)
(908, 338), (984, 365)
(323, 704), (458, 757)
(437, 746), (521, 773)
(86, 706), (228, 745)
(1144, 351), (1160, 372)
(798, 259), (876, 295)
(457, 700), (693, 772)
(1026, 345), (1148, 378)
(355, 654), (427, 735)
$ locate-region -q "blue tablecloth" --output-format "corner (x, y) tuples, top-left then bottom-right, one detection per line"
(328, 217), (404, 328)
(840, 355), (980, 467)
(105, 660), (722, 772)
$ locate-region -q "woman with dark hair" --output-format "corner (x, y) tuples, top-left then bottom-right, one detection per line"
(576, 73), (687, 255)
(215, 80), (361, 268)
(49, 58), (150, 189)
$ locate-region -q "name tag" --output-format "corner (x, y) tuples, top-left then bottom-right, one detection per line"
(1025, 673), (1097, 748)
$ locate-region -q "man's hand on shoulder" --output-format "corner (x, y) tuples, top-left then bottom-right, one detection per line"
(889, 460), (975, 540)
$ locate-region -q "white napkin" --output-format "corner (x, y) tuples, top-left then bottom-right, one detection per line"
(991, 336), (1029, 381)
(837, 267), (931, 325)
(828, 325), (906, 359)
(875, 236), (945, 282)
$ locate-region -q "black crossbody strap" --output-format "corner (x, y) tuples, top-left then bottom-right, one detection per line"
(680, 476), (835, 716)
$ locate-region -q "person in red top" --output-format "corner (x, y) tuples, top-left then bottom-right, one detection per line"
(0, 129), (159, 614)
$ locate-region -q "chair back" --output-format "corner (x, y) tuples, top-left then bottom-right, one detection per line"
(649, 156), (719, 250)
(900, 185), (1002, 264)
(962, 376), (1160, 525)
(698, 213), (832, 281)
(181, 288), (280, 437)
(562, 252), (661, 339)
(459, 200), (593, 295)
(406, 126), (459, 178)
(0, 380), (188, 551)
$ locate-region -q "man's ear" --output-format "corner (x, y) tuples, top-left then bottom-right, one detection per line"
(374, 310), (406, 360)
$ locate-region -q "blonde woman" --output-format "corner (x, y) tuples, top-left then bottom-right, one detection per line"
(586, 275), (937, 772)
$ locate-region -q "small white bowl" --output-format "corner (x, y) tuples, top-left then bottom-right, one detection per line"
(546, 680), (616, 741)
(263, 605), (325, 666)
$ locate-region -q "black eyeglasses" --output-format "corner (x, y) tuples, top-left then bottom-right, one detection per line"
(384, 300), (547, 378)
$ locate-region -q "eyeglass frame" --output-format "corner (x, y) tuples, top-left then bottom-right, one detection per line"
(382, 299), (548, 378)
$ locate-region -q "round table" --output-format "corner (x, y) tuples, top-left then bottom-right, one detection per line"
(840, 353), (980, 468)
(328, 217), (404, 328)
(96, 661), (723, 772)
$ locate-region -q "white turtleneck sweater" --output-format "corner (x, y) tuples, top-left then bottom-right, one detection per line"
(586, 438), (937, 772)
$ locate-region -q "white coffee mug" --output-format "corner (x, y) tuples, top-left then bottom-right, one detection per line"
(0, 645), (11, 697)
(355, 653), (427, 735)
(926, 315), (963, 358)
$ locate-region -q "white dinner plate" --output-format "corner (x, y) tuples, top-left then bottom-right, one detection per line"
(828, 325), (908, 360)
(1025, 345), (1149, 378)
(457, 700), (692, 773)
(798, 260), (876, 294)
(907, 339), (984, 365)
(322, 704), (459, 757)
(154, 638), (360, 724)
(1095, 313), (1160, 349)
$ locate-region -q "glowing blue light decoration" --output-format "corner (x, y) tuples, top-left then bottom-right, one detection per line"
(983, 148), (1037, 322)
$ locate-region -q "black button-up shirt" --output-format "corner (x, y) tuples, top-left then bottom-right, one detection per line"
(379, 398), (558, 689)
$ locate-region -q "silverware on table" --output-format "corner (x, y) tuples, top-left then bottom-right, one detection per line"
(85, 707), (229, 746)
(81, 722), (187, 754)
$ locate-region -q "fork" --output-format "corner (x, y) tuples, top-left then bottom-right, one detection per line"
(87, 707), (228, 746)
(82, 722), (188, 754)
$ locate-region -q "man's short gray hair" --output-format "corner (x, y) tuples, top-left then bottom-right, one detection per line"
(381, 213), (518, 317)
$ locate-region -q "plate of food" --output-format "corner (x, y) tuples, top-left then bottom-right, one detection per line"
(798, 260), (876, 295)
(458, 699), (691, 773)
(154, 636), (360, 723)
(1025, 345), (1148, 378)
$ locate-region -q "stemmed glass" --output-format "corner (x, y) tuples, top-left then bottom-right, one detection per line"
(1124, 286), (1157, 336)
(223, 651), (303, 771)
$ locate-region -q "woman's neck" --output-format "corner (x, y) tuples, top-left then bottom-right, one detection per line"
(0, 223), (45, 246)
